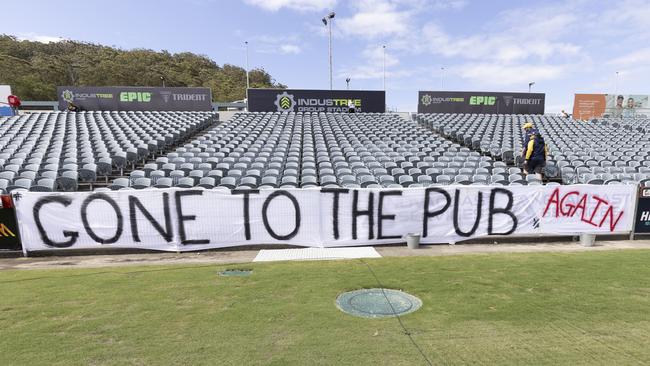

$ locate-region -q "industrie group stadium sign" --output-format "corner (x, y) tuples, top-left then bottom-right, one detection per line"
(247, 88), (386, 113)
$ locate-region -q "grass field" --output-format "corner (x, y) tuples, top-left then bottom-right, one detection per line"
(1, 250), (650, 366)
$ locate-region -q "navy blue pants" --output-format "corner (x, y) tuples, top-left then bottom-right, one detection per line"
(527, 158), (545, 174)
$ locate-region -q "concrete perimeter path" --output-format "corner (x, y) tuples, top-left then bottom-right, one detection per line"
(2, 239), (650, 271)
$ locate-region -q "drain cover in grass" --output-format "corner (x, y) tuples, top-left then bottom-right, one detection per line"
(336, 288), (422, 318)
(218, 269), (252, 277)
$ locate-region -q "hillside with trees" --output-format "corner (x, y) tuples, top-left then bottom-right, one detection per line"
(0, 35), (286, 101)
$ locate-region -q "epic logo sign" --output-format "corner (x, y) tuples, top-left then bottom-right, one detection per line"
(120, 92), (152, 102)
(469, 96), (496, 106)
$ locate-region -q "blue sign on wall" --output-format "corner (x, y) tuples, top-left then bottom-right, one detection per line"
(0, 85), (14, 116)
(0, 106), (13, 117)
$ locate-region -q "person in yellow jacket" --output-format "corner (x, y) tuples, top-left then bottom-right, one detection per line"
(521, 122), (537, 160)
(524, 130), (548, 180)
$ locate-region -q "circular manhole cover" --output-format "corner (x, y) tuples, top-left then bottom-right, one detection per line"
(336, 288), (422, 318)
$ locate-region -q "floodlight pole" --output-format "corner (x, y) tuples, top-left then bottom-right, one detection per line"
(382, 45), (386, 91)
(615, 71), (619, 95)
(245, 41), (250, 90)
(323, 12), (335, 90)
(328, 18), (333, 90)
(528, 81), (535, 93)
(441, 67), (445, 89)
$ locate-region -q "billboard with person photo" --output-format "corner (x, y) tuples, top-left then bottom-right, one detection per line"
(605, 94), (649, 119)
(573, 94), (649, 120)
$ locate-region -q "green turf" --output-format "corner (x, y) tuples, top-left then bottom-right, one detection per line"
(1, 250), (650, 366)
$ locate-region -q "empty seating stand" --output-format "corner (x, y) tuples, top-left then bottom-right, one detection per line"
(0, 111), (216, 193)
(3, 109), (643, 192)
(111, 112), (500, 190)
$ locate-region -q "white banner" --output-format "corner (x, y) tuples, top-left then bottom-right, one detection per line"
(12, 185), (636, 252)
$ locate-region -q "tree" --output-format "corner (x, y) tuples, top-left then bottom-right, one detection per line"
(0, 34), (286, 101)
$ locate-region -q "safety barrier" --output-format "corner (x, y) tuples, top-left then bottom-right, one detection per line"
(8, 184), (638, 254)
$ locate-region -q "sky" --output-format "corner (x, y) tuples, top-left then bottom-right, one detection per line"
(1, 0), (650, 112)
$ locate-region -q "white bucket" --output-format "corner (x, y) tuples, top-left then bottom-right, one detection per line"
(580, 233), (596, 247)
(405, 233), (421, 249)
